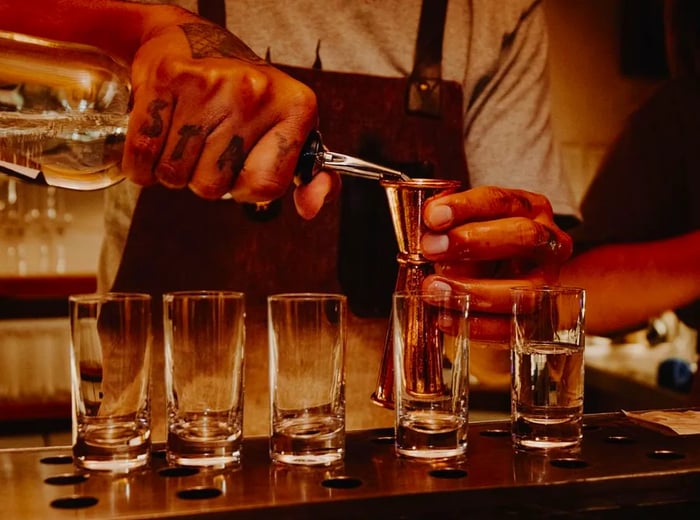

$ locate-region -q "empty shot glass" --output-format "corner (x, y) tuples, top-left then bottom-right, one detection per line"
(163, 290), (246, 467)
(511, 285), (586, 450)
(267, 293), (347, 466)
(69, 292), (152, 472)
(392, 290), (470, 461)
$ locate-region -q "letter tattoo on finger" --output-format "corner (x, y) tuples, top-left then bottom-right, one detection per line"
(217, 135), (245, 180)
(171, 125), (203, 160)
(139, 99), (169, 138)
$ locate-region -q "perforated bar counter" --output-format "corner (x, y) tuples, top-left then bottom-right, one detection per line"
(3, 412), (700, 518)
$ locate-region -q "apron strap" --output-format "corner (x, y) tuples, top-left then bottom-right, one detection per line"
(196, 0), (448, 116)
(406, 0), (448, 117)
(197, 0), (227, 27)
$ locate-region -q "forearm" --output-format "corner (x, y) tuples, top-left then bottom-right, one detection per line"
(0, 0), (201, 63)
(560, 230), (700, 335)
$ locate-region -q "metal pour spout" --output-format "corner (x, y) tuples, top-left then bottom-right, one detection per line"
(295, 130), (412, 184)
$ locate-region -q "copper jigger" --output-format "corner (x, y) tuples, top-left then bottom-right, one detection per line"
(371, 178), (463, 409)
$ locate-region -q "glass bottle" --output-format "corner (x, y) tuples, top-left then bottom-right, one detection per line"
(0, 30), (130, 190)
(0, 30), (409, 191)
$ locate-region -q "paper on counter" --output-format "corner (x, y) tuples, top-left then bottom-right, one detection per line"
(622, 409), (700, 435)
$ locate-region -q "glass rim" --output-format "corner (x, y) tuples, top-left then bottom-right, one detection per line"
(267, 292), (347, 302)
(393, 289), (469, 298)
(509, 285), (585, 295)
(69, 292), (151, 303)
(379, 178), (463, 189)
(163, 290), (245, 300)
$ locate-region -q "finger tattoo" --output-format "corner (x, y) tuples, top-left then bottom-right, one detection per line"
(171, 125), (203, 160)
(179, 23), (264, 63)
(217, 135), (245, 179)
(139, 99), (169, 138)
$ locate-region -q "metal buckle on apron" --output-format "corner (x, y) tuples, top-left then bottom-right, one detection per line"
(406, 73), (442, 118)
(405, 0), (448, 118)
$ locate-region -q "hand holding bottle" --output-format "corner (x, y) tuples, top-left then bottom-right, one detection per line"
(123, 20), (334, 218)
(0, 5), (337, 221)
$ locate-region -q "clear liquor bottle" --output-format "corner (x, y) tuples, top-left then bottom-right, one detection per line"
(0, 30), (130, 190)
(0, 30), (409, 192)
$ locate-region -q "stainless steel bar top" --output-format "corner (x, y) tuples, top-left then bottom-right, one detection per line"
(3, 411), (700, 519)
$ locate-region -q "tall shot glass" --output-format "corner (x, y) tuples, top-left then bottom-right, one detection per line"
(69, 292), (152, 472)
(392, 290), (470, 461)
(163, 290), (246, 467)
(267, 293), (347, 466)
(511, 286), (586, 450)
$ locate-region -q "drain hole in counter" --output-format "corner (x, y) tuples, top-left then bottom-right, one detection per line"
(159, 467), (200, 478)
(479, 429), (510, 437)
(151, 449), (167, 460)
(40, 455), (73, 465)
(45, 474), (89, 486)
(429, 468), (468, 479)
(50, 496), (98, 509)
(177, 487), (222, 500)
(605, 435), (636, 445)
(550, 458), (589, 469)
(321, 476), (363, 489)
(371, 435), (395, 445)
(647, 450), (685, 460)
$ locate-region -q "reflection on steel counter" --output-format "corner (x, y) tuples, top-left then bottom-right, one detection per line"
(4, 412), (700, 518)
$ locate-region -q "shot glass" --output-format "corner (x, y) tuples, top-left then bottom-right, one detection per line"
(267, 293), (347, 466)
(510, 285), (586, 450)
(392, 290), (470, 460)
(69, 292), (152, 472)
(163, 290), (246, 467)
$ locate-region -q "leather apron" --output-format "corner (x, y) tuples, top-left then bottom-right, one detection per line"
(111, 0), (471, 438)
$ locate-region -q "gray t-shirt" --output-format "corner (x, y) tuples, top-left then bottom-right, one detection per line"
(99, 0), (577, 290)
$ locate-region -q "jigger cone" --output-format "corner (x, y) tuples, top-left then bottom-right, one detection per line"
(371, 178), (463, 409)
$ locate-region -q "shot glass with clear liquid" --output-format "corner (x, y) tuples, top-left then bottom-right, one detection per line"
(392, 290), (470, 461)
(510, 286), (586, 450)
(267, 293), (347, 466)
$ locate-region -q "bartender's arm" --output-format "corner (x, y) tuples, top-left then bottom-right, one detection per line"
(561, 230), (700, 336)
(0, 0), (333, 218)
(422, 193), (700, 339)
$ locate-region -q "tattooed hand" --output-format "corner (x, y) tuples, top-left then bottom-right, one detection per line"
(121, 20), (334, 219)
